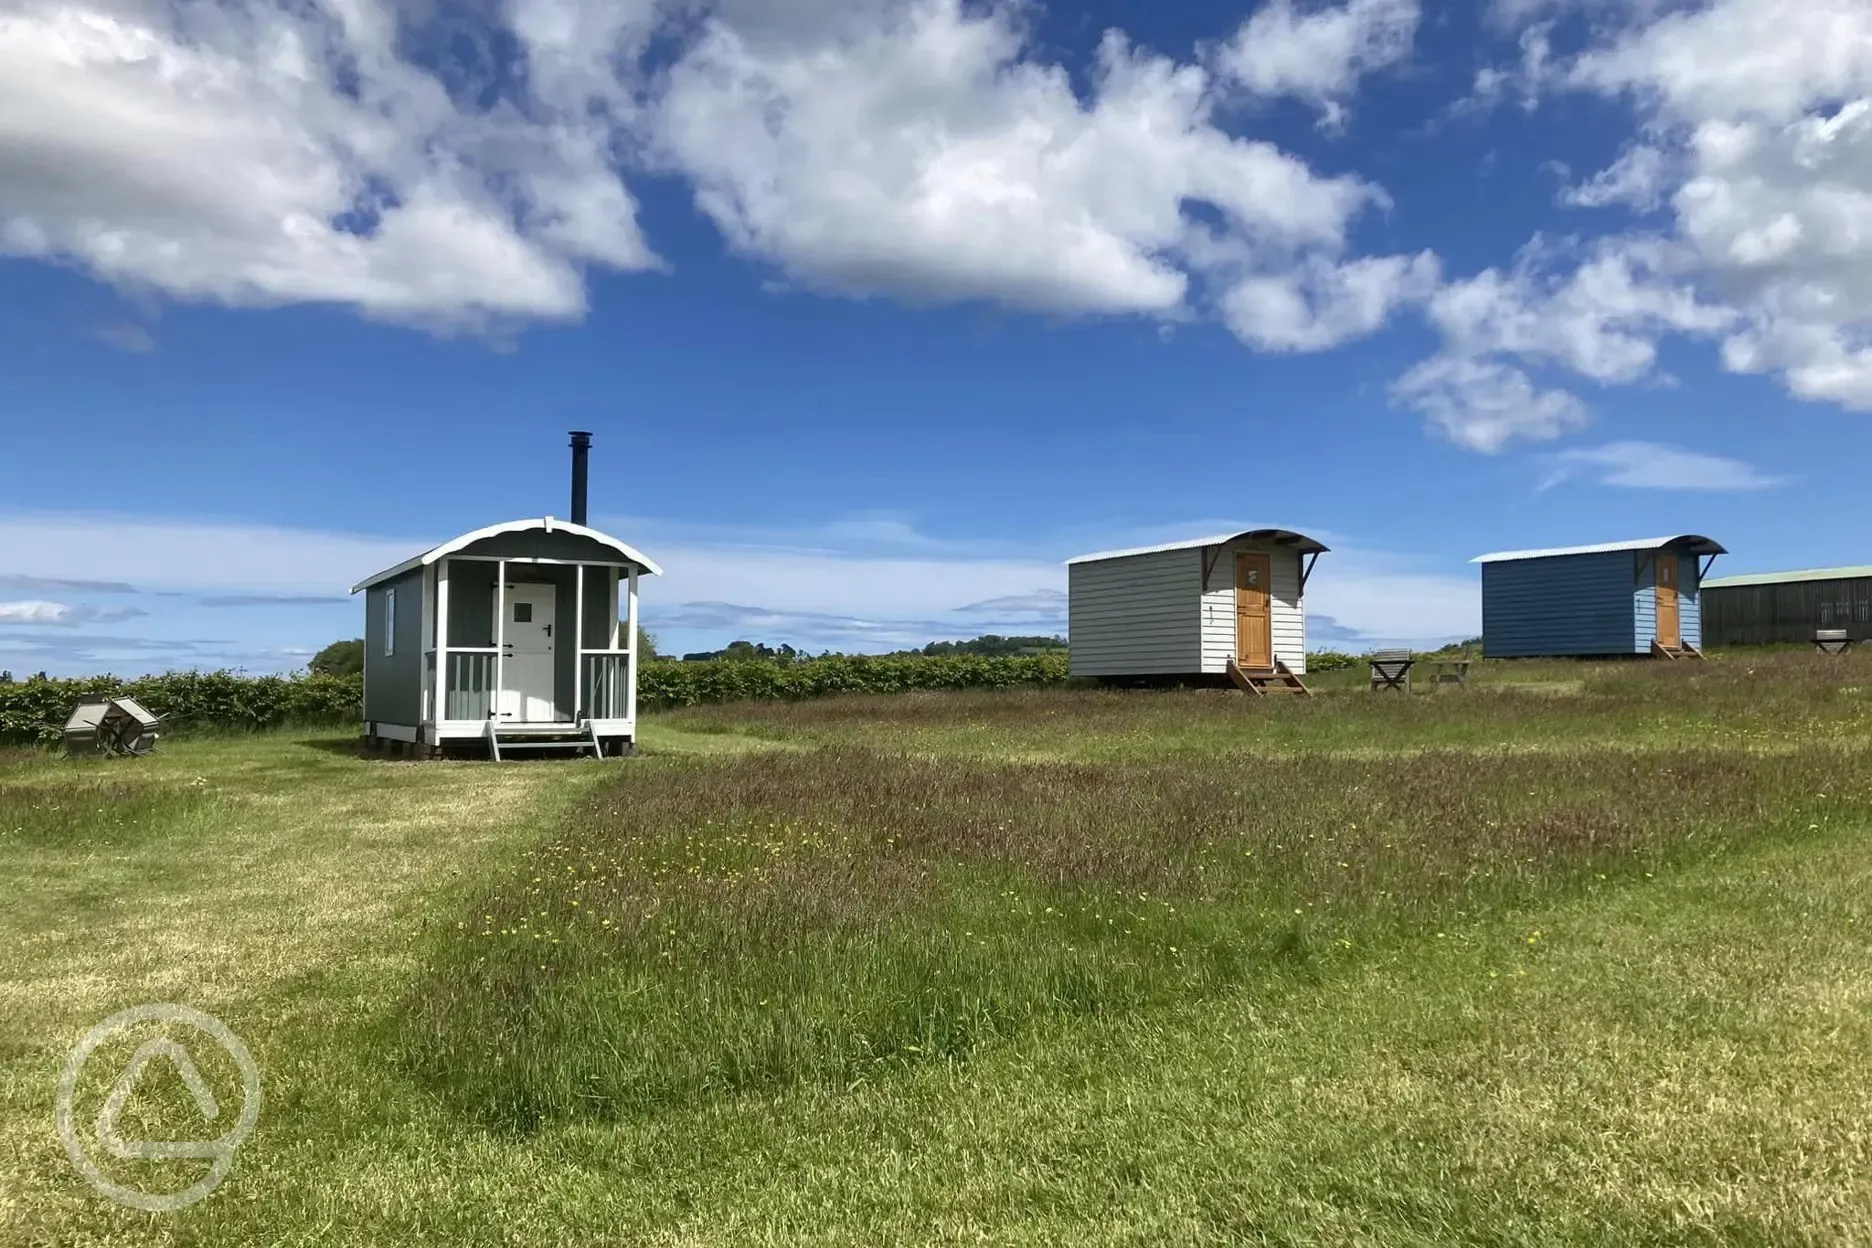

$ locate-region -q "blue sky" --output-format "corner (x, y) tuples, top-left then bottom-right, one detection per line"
(1, 0), (1866, 674)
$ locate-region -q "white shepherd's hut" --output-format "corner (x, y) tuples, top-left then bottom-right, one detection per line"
(1067, 529), (1327, 689)
(351, 432), (661, 759)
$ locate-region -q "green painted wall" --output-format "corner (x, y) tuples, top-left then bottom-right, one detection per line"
(447, 561), (498, 647)
(363, 568), (424, 726)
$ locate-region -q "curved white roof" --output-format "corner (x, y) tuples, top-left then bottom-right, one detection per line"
(1067, 528), (1329, 565)
(351, 517), (663, 593)
(1471, 534), (1726, 564)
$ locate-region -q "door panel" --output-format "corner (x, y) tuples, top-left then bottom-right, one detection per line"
(1655, 554), (1680, 649)
(1235, 552), (1274, 671)
(495, 582), (558, 721)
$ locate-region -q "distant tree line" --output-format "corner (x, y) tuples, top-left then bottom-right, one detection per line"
(680, 640), (811, 663)
(677, 634), (1068, 663)
(904, 634), (1068, 658)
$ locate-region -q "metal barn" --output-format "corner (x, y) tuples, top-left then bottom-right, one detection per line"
(1701, 566), (1872, 646)
(350, 433), (661, 758)
(1067, 529), (1327, 689)
(1474, 535), (1725, 659)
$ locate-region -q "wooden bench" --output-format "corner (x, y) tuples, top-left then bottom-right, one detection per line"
(1814, 629), (1854, 656)
(1369, 649), (1414, 693)
(1422, 658), (1472, 688)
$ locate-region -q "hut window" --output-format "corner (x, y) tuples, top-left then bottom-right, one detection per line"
(514, 602), (533, 623)
(383, 588), (397, 656)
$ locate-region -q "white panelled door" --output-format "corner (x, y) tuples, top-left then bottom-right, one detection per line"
(496, 582), (557, 722)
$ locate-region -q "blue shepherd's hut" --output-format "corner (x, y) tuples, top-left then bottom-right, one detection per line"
(1473, 536), (1726, 659)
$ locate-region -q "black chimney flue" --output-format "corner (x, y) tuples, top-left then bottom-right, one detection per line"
(569, 430), (592, 526)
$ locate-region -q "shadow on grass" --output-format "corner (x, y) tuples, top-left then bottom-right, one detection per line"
(295, 735), (369, 758)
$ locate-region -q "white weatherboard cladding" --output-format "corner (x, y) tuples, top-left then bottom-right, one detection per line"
(1067, 540), (1309, 677)
(1068, 548), (1202, 676)
(1200, 541), (1307, 675)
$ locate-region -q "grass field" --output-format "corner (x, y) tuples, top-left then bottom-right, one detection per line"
(4, 653), (1872, 1245)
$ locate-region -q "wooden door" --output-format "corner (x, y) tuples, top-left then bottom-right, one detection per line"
(1655, 554), (1680, 649)
(1235, 552), (1273, 671)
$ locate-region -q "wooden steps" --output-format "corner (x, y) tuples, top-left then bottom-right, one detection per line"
(485, 718), (605, 761)
(1650, 640), (1708, 662)
(1227, 658), (1313, 697)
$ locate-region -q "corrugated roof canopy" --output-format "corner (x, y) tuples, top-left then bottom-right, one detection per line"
(1702, 565), (1872, 589)
(1471, 535), (1726, 564)
(1067, 528), (1329, 565)
(352, 517), (664, 593)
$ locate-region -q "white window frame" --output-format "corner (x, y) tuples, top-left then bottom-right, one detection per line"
(384, 587), (397, 657)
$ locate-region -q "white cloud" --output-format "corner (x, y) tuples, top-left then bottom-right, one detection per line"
(1426, 238), (1733, 383)
(1462, 21), (1556, 116)
(505, 0), (662, 109)
(0, 600), (75, 625)
(1528, 0), (1872, 414)
(1216, 0), (1419, 128)
(1560, 143), (1669, 210)
(0, 0), (1423, 353)
(1569, 0), (1872, 128)
(653, 0), (1385, 320)
(1486, 0), (1673, 30)
(0, 598), (146, 627)
(0, 0), (658, 327)
(1395, 237), (1734, 451)
(1391, 354), (1590, 453)
(1218, 250), (1439, 351)
(1540, 440), (1786, 490)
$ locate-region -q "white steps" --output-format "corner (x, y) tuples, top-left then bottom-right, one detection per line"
(484, 719), (605, 761)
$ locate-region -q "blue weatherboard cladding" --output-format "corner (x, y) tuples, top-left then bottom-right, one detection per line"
(1634, 552), (1704, 649)
(1481, 551), (1640, 657)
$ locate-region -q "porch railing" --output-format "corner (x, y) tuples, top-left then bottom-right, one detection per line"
(582, 651), (631, 721)
(445, 648), (498, 721)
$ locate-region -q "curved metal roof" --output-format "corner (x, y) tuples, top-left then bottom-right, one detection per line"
(1067, 528), (1330, 565)
(1471, 535), (1726, 564)
(351, 517), (663, 593)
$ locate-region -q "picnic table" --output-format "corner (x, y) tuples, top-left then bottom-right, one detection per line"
(63, 697), (165, 756)
(1814, 629), (1854, 656)
(1368, 649), (1414, 693)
